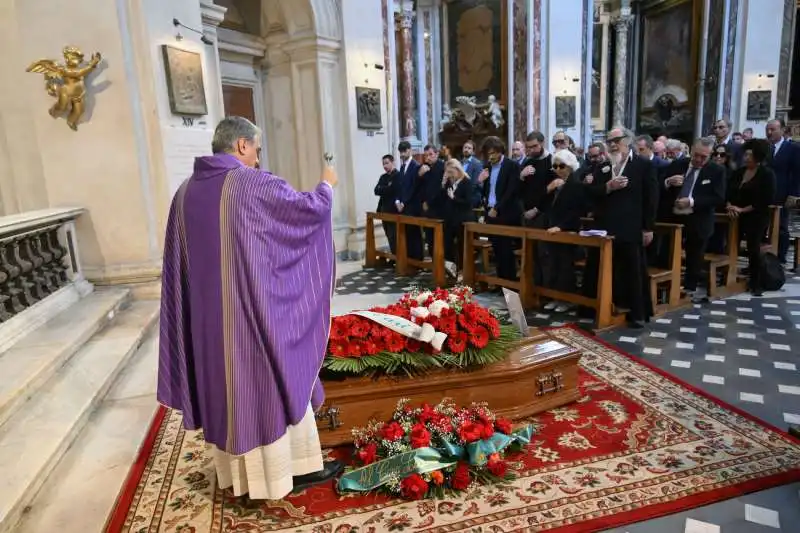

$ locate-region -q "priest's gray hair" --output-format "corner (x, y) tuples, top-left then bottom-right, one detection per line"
(552, 149), (580, 172)
(665, 138), (683, 151)
(694, 137), (716, 150)
(212, 116), (261, 154)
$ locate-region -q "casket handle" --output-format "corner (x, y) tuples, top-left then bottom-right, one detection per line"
(315, 405), (343, 431)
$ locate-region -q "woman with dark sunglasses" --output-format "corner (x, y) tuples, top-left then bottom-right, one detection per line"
(707, 144), (735, 254)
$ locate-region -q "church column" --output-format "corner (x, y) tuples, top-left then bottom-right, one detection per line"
(395, 9), (422, 148)
(611, 2), (634, 128)
(200, 0), (227, 125)
(776, 0), (797, 122)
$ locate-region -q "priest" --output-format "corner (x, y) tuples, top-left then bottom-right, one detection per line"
(157, 116), (343, 500)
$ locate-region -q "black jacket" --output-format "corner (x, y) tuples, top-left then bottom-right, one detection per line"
(444, 178), (477, 225)
(482, 157), (523, 224)
(374, 170), (399, 213)
(661, 159), (727, 239)
(545, 173), (586, 232)
(421, 160), (446, 216)
(520, 153), (555, 212)
(587, 154), (659, 244)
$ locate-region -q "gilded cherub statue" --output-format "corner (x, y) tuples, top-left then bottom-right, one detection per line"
(26, 46), (102, 131)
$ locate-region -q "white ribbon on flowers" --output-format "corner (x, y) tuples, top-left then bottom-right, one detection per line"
(349, 310), (448, 351)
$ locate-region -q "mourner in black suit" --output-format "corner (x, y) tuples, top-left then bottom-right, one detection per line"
(766, 119), (800, 264)
(374, 154), (399, 254)
(480, 136), (523, 281)
(396, 141), (423, 260)
(712, 119), (743, 168)
(540, 150), (586, 312)
(584, 128), (658, 328)
(520, 131), (556, 227)
(661, 139), (727, 301)
(442, 159), (477, 269)
(461, 140), (485, 208)
(727, 139), (777, 295)
(419, 144), (446, 257)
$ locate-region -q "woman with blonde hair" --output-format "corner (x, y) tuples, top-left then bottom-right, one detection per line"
(442, 158), (476, 276)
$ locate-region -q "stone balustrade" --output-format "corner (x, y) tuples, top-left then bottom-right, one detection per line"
(0, 208), (88, 334)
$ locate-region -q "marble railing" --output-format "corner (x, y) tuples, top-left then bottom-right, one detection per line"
(0, 208), (87, 323)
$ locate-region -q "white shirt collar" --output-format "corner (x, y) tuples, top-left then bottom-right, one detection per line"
(774, 138), (785, 153)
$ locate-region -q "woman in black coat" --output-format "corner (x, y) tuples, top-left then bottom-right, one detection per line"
(726, 139), (776, 296)
(541, 149), (586, 312)
(442, 159), (476, 276)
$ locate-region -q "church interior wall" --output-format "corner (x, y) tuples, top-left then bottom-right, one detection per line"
(0, 0), (173, 285)
(734, 0), (784, 134)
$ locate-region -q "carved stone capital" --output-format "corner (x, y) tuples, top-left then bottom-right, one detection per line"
(394, 10), (415, 31)
(611, 14), (634, 30)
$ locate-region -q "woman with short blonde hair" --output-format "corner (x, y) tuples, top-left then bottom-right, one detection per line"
(442, 158), (475, 276)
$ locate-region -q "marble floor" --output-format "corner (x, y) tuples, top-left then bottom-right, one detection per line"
(15, 262), (800, 533)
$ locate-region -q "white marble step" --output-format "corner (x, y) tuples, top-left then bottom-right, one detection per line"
(0, 289), (130, 430)
(0, 300), (160, 533)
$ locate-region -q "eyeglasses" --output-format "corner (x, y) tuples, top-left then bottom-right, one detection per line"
(552, 163), (568, 170)
(713, 152), (727, 158)
(552, 138), (567, 144)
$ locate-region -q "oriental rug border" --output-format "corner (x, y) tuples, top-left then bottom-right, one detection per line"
(104, 326), (800, 533)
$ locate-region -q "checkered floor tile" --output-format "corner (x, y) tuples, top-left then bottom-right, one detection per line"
(334, 265), (800, 532)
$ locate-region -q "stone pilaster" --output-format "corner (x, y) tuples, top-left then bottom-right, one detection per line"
(200, 1), (227, 125)
(776, 0), (797, 121)
(395, 9), (421, 147)
(611, 6), (633, 128)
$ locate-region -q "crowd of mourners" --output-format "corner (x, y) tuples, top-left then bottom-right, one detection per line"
(374, 118), (800, 328)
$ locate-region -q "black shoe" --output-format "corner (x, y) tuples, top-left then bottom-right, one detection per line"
(627, 320), (645, 329)
(292, 459), (344, 492)
(751, 289), (763, 297)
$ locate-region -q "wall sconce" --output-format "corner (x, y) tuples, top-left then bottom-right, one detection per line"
(173, 18), (213, 45)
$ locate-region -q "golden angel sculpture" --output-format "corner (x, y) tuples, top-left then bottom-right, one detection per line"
(26, 46), (102, 131)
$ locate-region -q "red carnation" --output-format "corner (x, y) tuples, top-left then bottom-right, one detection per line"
(347, 340), (364, 357)
(410, 423), (432, 449)
(406, 339), (422, 352)
(329, 319), (348, 340)
(399, 473), (429, 500)
(495, 417), (513, 435)
(356, 442), (378, 465)
(418, 403), (436, 424)
(479, 422), (494, 440)
(386, 333), (406, 352)
(328, 339), (349, 357)
(487, 320), (501, 338)
(469, 326), (490, 349)
(350, 319), (370, 338)
(363, 338), (381, 355)
(487, 457), (508, 477)
(380, 421), (405, 441)
(458, 421), (483, 443)
(450, 462), (471, 490)
(439, 315), (457, 335)
(447, 331), (468, 353)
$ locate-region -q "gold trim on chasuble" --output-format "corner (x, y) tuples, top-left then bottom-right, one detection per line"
(219, 171), (238, 452)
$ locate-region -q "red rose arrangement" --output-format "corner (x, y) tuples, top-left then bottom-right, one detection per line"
(349, 398), (518, 500)
(324, 287), (517, 376)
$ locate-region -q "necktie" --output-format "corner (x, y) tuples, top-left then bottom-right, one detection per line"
(679, 167), (697, 198)
(771, 144), (777, 158)
(401, 162), (407, 177)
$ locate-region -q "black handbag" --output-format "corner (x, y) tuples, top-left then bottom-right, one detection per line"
(760, 252), (785, 291)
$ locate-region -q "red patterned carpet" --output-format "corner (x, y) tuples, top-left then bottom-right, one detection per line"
(105, 327), (800, 533)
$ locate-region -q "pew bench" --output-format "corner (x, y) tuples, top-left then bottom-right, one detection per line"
(793, 235), (799, 272)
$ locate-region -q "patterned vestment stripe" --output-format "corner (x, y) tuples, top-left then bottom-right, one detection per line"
(220, 172), (237, 452)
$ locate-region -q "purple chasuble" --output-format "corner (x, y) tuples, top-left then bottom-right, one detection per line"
(157, 153), (335, 455)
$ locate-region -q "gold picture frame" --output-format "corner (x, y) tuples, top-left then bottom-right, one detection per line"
(161, 45), (208, 116)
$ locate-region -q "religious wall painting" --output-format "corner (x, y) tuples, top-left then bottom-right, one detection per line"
(637, 0), (700, 137)
(555, 96), (577, 129)
(161, 46), (208, 116)
(356, 87), (383, 130)
(746, 90), (772, 121)
(444, 0), (506, 103)
(590, 13), (611, 131)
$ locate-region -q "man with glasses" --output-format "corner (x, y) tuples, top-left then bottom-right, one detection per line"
(520, 131), (554, 226)
(713, 118), (742, 167)
(661, 137), (727, 302)
(552, 131), (569, 151)
(583, 128), (658, 328)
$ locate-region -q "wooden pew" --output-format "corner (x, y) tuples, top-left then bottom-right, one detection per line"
(364, 212), (446, 287)
(767, 205), (781, 255)
(708, 213), (743, 297)
(462, 222), (623, 330)
(649, 223), (684, 315)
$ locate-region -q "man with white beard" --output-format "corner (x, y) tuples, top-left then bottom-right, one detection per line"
(583, 127), (658, 328)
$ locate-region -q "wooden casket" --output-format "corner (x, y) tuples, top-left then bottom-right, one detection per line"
(316, 329), (581, 447)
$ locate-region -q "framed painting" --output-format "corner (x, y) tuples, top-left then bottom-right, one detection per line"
(355, 87), (382, 129)
(746, 90), (772, 121)
(442, 0), (507, 104)
(637, 0), (701, 138)
(161, 45), (208, 116)
(555, 96), (576, 128)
